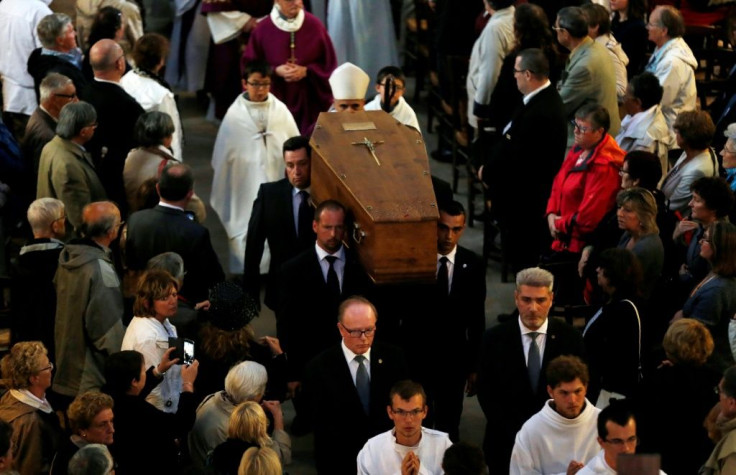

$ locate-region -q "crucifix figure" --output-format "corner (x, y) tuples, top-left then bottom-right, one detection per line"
(351, 137), (385, 166)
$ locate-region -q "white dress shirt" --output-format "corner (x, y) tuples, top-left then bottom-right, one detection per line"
(316, 243), (346, 290)
(519, 317), (549, 366)
(341, 340), (371, 386)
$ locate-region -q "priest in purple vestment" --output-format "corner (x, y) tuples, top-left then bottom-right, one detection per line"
(242, 0), (336, 135)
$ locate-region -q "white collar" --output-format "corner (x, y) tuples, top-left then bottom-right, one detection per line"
(315, 242), (345, 261)
(523, 80), (551, 105)
(341, 340), (371, 363)
(10, 389), (53, 414)
(438, 245), (458, 265)
(519, 317), (549, 336)
(158, 201), (185, 212)
(270, 5), (305, 32)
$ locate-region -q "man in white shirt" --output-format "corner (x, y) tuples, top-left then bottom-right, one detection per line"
(358, 380), (452, 475)
(510, 355), (601, 475)
(578, 402), (662, 475)
(0, 0), (53, 138)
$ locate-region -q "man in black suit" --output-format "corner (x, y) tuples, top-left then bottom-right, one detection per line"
(79, 39), (144, 216)
(302, 296), (409, 475)
(244, 135), (316, 310)
(478, 266), (584, 473)
(481, 48), (567, 272)
(277, 199), (372, 396)
(126, 163), (225, 304)
(403, 200), (485, 442)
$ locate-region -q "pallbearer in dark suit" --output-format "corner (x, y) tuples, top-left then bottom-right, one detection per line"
(482, 48), (568, 272)
(477, 267), (584, 473)
(244, 135), (316, 310)
(302, 297), (409, 475)
(277, 200), (372, 396)
(403, 200), (486, 442)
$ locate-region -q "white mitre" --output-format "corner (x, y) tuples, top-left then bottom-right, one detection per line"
(329, 62), (370, 100)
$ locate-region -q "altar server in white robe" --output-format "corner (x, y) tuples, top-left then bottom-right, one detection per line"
(210, 60), (299, 273)
(365, 65), (420, 133)
(312, 0), (399, 87)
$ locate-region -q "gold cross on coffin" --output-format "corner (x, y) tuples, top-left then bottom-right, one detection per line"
(351, 137), (385, 166)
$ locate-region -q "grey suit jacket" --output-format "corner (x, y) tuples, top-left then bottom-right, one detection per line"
(558, 37), (621, 140)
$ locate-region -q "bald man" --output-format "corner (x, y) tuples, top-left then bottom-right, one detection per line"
(79, 39), (144, 217)
(53, 201), (125, 403)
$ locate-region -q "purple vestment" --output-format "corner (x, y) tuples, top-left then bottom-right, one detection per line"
(242, 12), (336, 135)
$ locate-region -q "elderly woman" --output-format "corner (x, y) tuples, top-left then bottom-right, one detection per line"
(546, 103), (625, 303)
(616, 73), (673, 173)
(674, 177), (735, 295)
(0, 342), (61, 474)
(615, 188), (664, 298)
(210, 401), (286, 474)
(674, 221), (736, 372)
(121, 269), (189, 413)
(720, 124), (736, 193)
(122, 111), (176, 212)
(121, 33), (183, 160)
(661, 110), (718, 214)
(583, 248), (642, 405)
(188, 361), (290, 468)
(635, 319), (720, 474)
(196, 281), (286, 402)
(67, 444), (115, 475)
(122, 112), (204, 220)
(51, 391), (115, 475)
(103, 350), (197, 474)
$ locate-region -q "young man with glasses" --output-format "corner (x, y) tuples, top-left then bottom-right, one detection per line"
(302, 296), (409, 475)
(357, 380), (452, 475)
(210, 59), (299, 274)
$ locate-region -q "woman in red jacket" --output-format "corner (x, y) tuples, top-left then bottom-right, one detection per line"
(545, 103), (625, 304)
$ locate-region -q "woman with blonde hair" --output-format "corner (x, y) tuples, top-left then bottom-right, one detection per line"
(210, 401), (284, 474)
(238, 446), (282, 475)
(0, 341), (61, 474)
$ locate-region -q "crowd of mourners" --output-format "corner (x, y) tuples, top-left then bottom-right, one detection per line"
(3, 0), (736, 473)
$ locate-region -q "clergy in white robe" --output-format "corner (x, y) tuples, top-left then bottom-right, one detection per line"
(510, 398), (600, 475)
(210, 74), (299, 273)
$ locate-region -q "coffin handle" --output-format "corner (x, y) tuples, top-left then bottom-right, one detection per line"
(353, 222), (366, 244)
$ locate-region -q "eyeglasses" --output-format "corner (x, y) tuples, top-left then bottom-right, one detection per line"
(54, 214), (66, 223)
(513, 69), (528, 74)
(54, 92), (77, 99)
(552, 26), (565, 31)
(390, 408), (424, 418)
(246, 81), (272, 88)
(646, 21), (662, 29)
(619, 169), (630, 177)
(37, 362), (54, 373)
(700, 236), (712, 244)
(571, 120), (592, 133)
(85, 122), (98, 129)
(340, 323), (376, 338)
(604, 435), (639, 447)
(724, 147), (736, 154)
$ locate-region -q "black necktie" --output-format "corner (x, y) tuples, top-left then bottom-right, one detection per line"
(297, 190), (311, 237)
(355, 355), (370, 415)
(325, 255), (340, 296)
(528, 332), (541, 393)
(437, 256), (449, 294)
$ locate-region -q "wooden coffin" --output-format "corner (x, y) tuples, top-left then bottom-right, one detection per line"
(310, 110), (438, 284)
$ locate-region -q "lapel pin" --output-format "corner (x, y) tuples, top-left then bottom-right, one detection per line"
(463, 263), (467, 269)
(378, 359), (383, 364)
